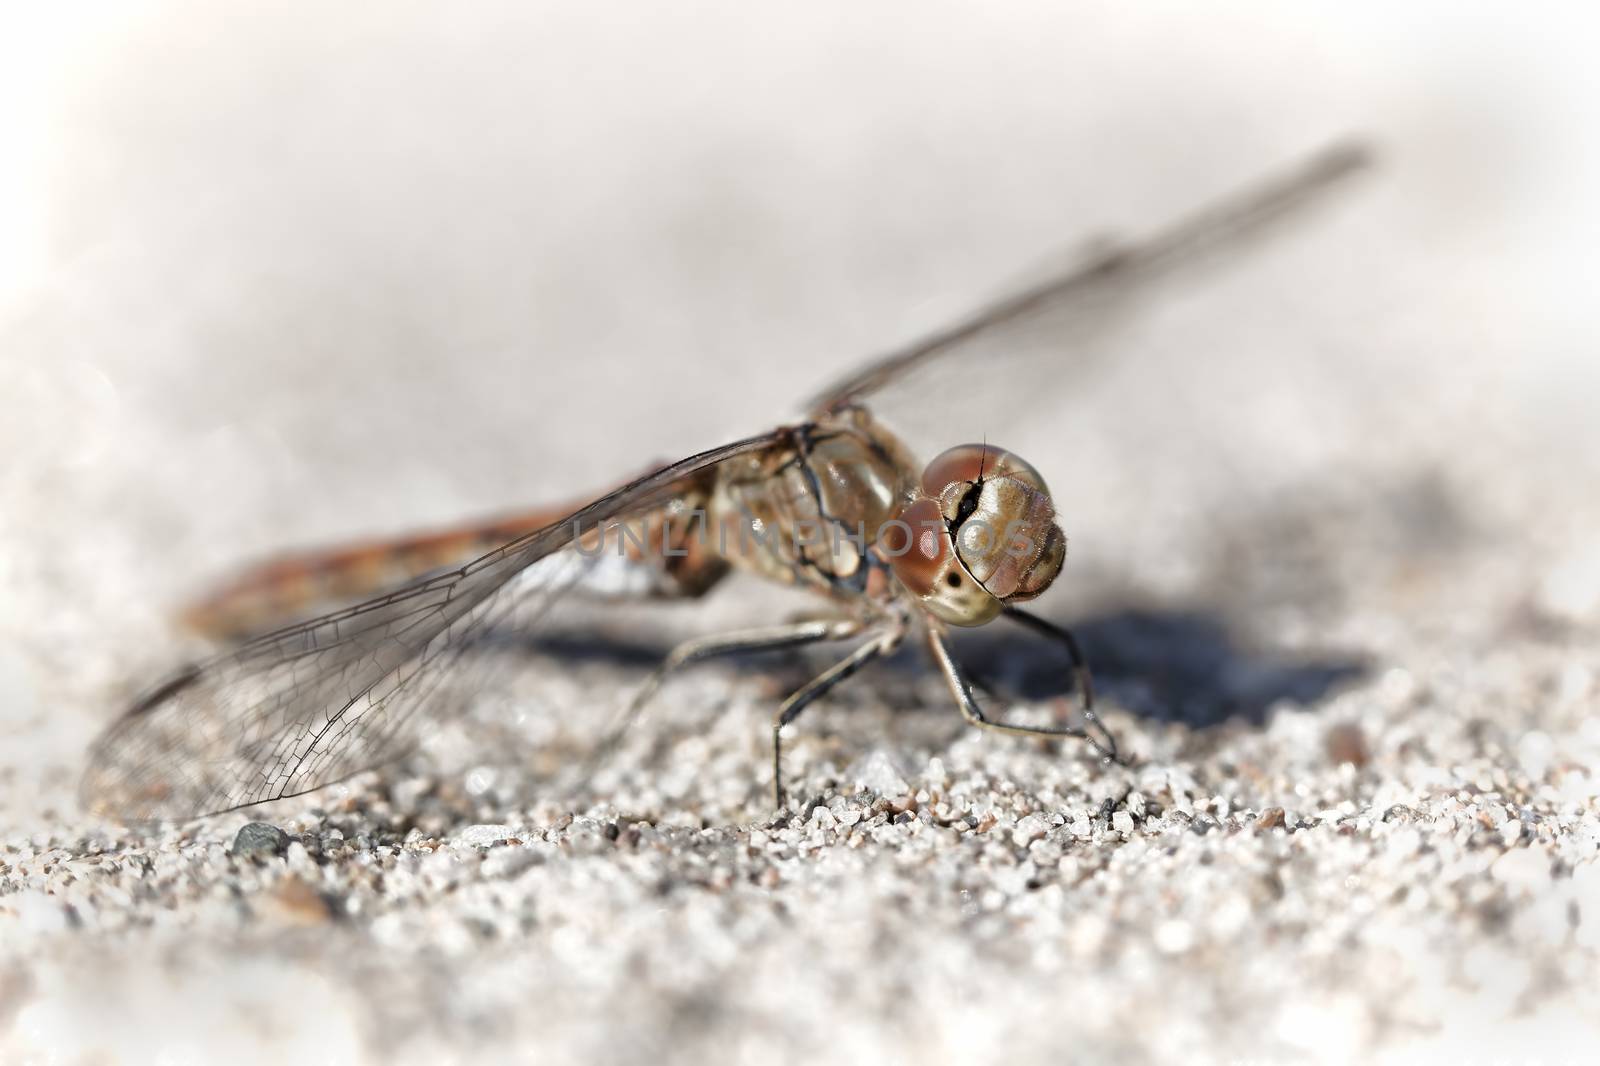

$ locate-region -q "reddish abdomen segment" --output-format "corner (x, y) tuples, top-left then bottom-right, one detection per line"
(181, 478), (729, 642)
(179, 504), (582, 641)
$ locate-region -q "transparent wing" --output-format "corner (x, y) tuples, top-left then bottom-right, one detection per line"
(178, 496), (603, 644)
(81, 431), (783, 822)
(805, 139), (1373, 423)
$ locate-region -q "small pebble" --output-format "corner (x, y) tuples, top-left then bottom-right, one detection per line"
(264, 875), (334, 925)
(1257, 808), (1287, 831)
(852, 750), (910, 797)
(456, 824), (515, 848)
(1491, 846), (1551, 896)
(231, 822), (291, 859)
(1012, 814), (1050, 846)
(1325, 723), (1371, 768)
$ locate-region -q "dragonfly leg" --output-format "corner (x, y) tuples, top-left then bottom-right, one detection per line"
(581, 618), (865, 784)
(925, 621), (1122, 765)
(999, 607), (1121, 763)
(771, 624), (905, 811)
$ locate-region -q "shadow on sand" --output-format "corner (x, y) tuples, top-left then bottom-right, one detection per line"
(951, 608), (1364, 729)
(489, 606), (1365, 732)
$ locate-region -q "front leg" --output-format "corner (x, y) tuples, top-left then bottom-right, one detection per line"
(925, 622), (1119, 763)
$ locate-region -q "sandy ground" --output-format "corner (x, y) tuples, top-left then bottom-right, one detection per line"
(4, 6), (1600, 1064)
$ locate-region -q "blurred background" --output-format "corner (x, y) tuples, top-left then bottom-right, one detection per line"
(3, 4), (1598, 1064)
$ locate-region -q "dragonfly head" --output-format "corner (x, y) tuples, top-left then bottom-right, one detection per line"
(883, 443), (1066, 626)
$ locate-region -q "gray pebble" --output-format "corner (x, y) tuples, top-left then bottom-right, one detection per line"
(230, 822), (290, 859)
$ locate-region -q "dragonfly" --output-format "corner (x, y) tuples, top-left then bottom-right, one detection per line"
(81, 142), (1370, 821)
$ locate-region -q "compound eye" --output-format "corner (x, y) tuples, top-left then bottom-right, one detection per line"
(920, 444), (990, 499)
(921, 443), (1050, 505)
(1004, 522), (1066, 602)
(882, 497), (949, 597)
